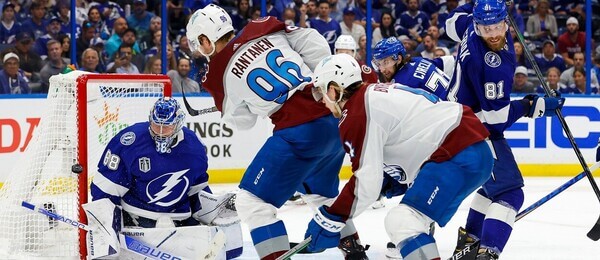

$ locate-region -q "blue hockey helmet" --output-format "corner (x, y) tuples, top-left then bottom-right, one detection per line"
(473, 0), (507, 26)
(149, 97), (185, 153)
(373, 37), (406, 61)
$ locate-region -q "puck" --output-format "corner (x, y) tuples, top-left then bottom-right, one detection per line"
(71, 164), (84, 174)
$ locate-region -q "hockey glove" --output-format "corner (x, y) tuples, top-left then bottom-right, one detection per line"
(524, 94), (565, 118)
(381, 172), (408, 199)
(305, 206), (345, 252)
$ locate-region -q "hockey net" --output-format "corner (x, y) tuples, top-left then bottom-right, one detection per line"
(0, 71), (172, 259)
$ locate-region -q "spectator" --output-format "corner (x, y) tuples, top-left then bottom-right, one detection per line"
(40, 40), (69, 93)
(13, 32), (42, 85)
(512, 66), (535, 93)
(415, 26), (449, 54)
(90, 37), (108, 72)
(566, 67), (599, 94)
(305, 0), (341, 53)
(437, 0), (458, 32)
(339, 7), (365, 48)
(232, 0), (251, 31)
(282, 7), (296, 26)
(422, 0), (444, 17)
(371, 11), (396, 48)
(534, 39), (566, 74)
(399, 35), (418, 56)
(537, 67), (568, 94)
(0, 52), (30, 94)
(328, 0), (342, 21)
(514, 41), (528, 67)
(80, 48), (100, 72)
(557, 17), (585, 67)
(33, 16), (64, 59)
(56, 2), (80, 36)
(398, 0), (430, 42)
(105, 17), (139, 58)
(354, 0), (381, 29)
(507, 2), (525, 36)
(87, 6), (110, 39)
(0, 2), (21, 44)
(157, 44), (177, 72)
(119, 28), (145, 71)
(106, 44), (139, 74)
(6, 0), (25, 22)
(58, 34), (70, 59)
(139, 16), (161, 54)
(560, 52), (599, 87)
(168, 58), (200, 93)
(126, 0), (156, 41)
(526, 0), (557, 43)
(75, 20), (95, 63)
(20, 2), (47, 40)
(143, 55), (161, 74)
(356, 34), (367, 64)
(90, 0), (125, 30)
(167, 2), (187, 38)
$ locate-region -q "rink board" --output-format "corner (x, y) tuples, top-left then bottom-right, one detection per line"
(1, 95), (599, 185)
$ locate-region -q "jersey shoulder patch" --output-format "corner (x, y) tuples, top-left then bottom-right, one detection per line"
(120, 131), (136, 146)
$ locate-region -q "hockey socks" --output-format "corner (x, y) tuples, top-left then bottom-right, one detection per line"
(250, 220), (290, 260)
(399, 233), (440, 260)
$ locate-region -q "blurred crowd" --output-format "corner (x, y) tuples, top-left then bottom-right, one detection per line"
(0, 0), (598, 95)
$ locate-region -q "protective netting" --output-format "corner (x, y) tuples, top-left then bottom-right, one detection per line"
(0, 72), (168, 259)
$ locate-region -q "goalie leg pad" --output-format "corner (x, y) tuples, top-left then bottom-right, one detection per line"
(83, 198), (122, 259)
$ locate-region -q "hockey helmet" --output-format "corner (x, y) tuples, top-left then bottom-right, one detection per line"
(473, 0), (507, 26)
(372, 37), (406, 61)
(149, 97), (185, 153)
(312, 54), (362, 103)
(334, 35), (357, 57)
(186, 4), (234, 57)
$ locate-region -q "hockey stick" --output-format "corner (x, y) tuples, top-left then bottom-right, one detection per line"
(180, 84), (218, 116)
(199, 229), (226, 260)
(276, 236), (312, 260)
(516, 161), (600, 221)
(21, 201), (186, 260)
(507, 7), (600, 241)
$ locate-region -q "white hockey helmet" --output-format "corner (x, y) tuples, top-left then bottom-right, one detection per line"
(334, 35), (357, 57)
(312, 53), (362, 103)
(186, 4), (234, 58)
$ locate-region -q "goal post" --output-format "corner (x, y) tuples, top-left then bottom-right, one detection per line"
(0, 71), (172, 259)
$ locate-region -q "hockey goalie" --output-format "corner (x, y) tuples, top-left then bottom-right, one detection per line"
(85, 97), (242, 259)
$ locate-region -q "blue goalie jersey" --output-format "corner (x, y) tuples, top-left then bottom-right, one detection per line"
(90, 122), (209, 221)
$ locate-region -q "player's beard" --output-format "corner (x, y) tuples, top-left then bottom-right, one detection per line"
(483, 35), (506, 52)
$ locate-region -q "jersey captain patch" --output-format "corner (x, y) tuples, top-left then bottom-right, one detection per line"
(484, 51), (501, 68)
(120, 132), (136, 145)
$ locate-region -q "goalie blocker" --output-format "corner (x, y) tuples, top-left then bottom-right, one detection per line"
(84, 191), (243, 260)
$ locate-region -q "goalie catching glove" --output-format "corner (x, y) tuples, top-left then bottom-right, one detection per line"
(523, 94), (565, 118)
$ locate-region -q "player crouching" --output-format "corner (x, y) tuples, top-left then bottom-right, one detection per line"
(86, 97), (242, 259)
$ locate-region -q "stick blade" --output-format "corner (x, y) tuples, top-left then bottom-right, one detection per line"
(276, 236), (312, 260)
(587, 215), (600, 241)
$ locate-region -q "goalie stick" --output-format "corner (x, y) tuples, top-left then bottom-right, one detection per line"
(180, 83), (218, 116)
(276, 236), (312, 260)
(21, 201), (191, 260)
(505, 2), (600, 241)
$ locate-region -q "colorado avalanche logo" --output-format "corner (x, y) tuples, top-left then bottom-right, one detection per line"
(147, 169), (190, 207)
(361, 65), (372, 74)
(383, 164), (406, 182)
(120, 132), (135, 146)
(484, 51), (501, 68)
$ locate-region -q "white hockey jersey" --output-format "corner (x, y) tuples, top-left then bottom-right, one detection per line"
(202, 17), (333, 131)
(328, 83), (489, 220)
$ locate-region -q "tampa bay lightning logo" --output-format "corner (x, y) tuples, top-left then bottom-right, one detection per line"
(484, 51), (501, 68)
(323, 30), (338, 44)
(146, 169), (190, 207)
(120, 132), (135, 146)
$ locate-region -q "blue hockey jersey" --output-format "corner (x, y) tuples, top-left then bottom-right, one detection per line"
(445, 3), (529, 139)
(392, 57), (450, 100)
(307, 17), (341, 53)
(90, 122), (209, 221)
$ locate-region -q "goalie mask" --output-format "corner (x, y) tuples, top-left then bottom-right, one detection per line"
(186, 4), (234, 60)
(149, 97), (185, 153)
